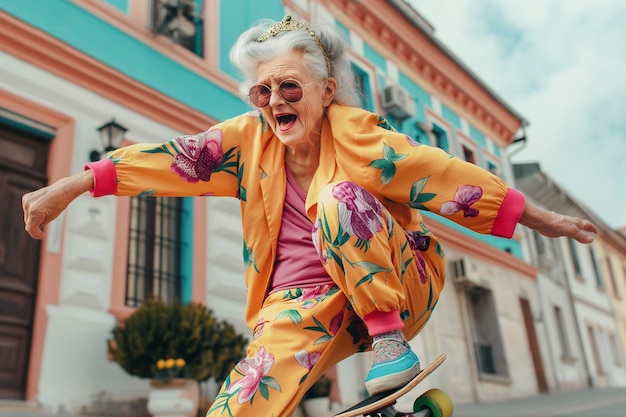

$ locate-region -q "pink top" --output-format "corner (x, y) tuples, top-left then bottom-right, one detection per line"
(269, 166), (334, 293)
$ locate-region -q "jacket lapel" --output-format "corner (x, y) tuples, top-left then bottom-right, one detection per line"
(259, 137), (286, 255)
(305, 116), (337, 221)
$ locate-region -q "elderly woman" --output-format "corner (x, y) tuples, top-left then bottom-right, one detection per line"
(23, 15), (596, 417)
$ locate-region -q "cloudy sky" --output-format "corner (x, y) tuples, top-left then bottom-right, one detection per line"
(406, 0), (626, 230)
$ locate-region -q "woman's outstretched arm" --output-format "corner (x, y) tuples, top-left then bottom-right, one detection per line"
(23, 170), (94, 240)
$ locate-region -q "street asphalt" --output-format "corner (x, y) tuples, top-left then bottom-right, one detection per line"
(1, 387), (625, 416)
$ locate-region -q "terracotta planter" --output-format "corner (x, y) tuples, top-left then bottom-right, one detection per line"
(147, 378), (199, 417)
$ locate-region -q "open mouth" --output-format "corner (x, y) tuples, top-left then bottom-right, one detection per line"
(276, 114), (297, 131)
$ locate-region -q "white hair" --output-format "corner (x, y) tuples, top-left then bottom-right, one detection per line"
(229, 17), (359, 107)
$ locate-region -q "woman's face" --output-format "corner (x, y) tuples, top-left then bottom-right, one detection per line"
(254, 50), (336, 149)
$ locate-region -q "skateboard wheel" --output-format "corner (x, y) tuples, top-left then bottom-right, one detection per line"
(413, 388), (453, 417)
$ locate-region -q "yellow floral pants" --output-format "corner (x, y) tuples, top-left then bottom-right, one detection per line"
(207, 182), (445, 417)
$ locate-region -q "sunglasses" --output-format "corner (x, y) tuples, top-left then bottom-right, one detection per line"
(248, 79), (314, 108)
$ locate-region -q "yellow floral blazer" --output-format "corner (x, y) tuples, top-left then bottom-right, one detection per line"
(89, 104), (525, 328)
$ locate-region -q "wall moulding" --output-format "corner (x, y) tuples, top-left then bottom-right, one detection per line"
(0, 11), (216, 134)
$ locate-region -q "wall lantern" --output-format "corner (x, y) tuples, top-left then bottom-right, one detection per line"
(90, 118), (127, 162)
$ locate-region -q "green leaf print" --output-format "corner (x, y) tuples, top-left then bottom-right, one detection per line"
(108, 155), (122, 165)
(220, 147), (239, 177)
(276, 309), (303, 325)
(238, 162), (247, 201)
(212, 374), (235, 417)
(353, 261), (393, 287)
(261, 376), (281, 392)
(408, 177), (436, 211)
(258, 383), (268, 401)
(283, 288), (304, 300)
(376, 115), (397, 131)
(138, 188), (157, 196)
(369, 144), (407, 185)
(382, 143), (407, 162)
(436, 241), (444, 257)
(411, 281), (439, 328)
(354, 237), (371, 251)
(243, 240), (259, 273)
(140, 143), (174, 156)
(401, 257), (413, 283)
(326, 248), (345, 273)
(259, 114), (268, 132)
(380, 164), (397, 186)
(304, 316), (333, 345)
(320, 205), (350, 248)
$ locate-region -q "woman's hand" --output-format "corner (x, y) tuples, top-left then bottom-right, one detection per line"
(22, 170), (94, 240)
(519, 202), (598, 244)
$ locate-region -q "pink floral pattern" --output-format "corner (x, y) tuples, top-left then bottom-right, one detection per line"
(227, 346), (276, 404)
(333, 182), (384, 243)
(252, 318), (269, 340)
(295, 350), (321, 371)
(329, 309), (344, 335)
(440, 185), (483, 217)
(170, 130), (224, 183)
(405, 134), (421, 146)
(295, 285), (335, 309)
(405, 230), (430, 284)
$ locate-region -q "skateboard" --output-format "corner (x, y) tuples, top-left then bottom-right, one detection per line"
(333, 353), (452, 417)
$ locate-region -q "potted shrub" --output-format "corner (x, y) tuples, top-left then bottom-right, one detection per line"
(302, 374), (332, 417)
(109, 300), (248, 417)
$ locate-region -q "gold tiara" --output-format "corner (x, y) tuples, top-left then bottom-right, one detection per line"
(256, 15), (332, 74)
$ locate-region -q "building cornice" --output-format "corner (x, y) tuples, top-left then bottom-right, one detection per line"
(324, 0), (525, 145)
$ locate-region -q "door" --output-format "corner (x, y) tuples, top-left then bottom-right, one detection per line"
(520, 297), (549, 393)
(0, 125), (48, 400)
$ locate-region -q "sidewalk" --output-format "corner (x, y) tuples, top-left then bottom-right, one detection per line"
(451, 387), (626, 417)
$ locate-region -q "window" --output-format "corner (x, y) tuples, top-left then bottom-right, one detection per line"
(466, 287), (508, 377)
(608, 333), (623, 367)
(553, 305), (572, 358)
(486, 160), (499, 176)
(606, 258), (620, 298)
(590, 248), (604, 290)
(462, 145), (475, 164)
(533, 230), (546, 256)
(431, 124), (449, 153)
(587, 325), (604, 375)
(126, 196), (184, 306)
(351, 64), (373, 111)
(413, 123), (430, 145)
(152, 0), (204, 56)
(568, 238), (582, 276)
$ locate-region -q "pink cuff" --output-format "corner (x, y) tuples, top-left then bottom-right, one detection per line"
(362, 309), (404, 336)
(491, 187), (525, 238)
(84, 158), (118, 197)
